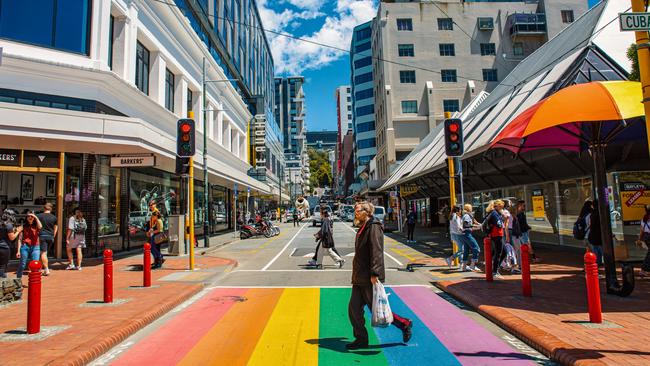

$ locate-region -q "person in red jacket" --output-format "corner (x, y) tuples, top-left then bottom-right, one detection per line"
(16, 212), (42, 281)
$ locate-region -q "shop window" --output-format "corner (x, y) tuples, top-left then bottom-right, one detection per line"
(98, 156), (120, 237)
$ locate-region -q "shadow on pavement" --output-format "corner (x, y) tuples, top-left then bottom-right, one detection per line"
(305, 337), (404, 355)
(454, 351), (542, 361)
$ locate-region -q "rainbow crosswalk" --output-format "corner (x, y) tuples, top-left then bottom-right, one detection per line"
(112, 286), (537, 366)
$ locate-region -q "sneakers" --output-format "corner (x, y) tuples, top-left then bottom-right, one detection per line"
(42, 269), (50, 276)
(458, 263), (467, 272)
(77, 266), (82, 271)
(445, 257), (452, 268)
(337, 259), (346, 268)
(345, 339), (369, 350)
(65, 264), (76, 270)
(511, 269), (522, 274)
(402, 320), (413, 343)
(307, 259), (317, 266)
(494, 272), (504, 279)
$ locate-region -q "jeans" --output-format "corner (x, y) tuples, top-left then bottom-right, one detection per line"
(407, 224), (415, 241)
(491, 236), (506, 274)
(461, 231), (480, 262)
(450, 233), (465, 261)
(17, 245), (40, 279)
(591, 245), (603, 266)
(150, 236), (163, 263)
(642, 247), (650, 272)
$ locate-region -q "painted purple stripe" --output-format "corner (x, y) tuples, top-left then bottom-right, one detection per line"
(393, 286), (536, 366)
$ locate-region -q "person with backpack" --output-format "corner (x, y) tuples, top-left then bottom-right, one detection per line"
(406, 209), (416, 243)
(575, 200), (593, 246)
(66, 208), (87, 270)
(148, 210), (165, 269)
(460, 204), (481, 272)
(638, 205), (650, 278)
(486, 200), (506, 279)
(516, 200), (535, 262)
(37, 202), (57, 276)
(445, 206), (465, 270)
(586, 201), (603, 267)
(508, 204), (523, 274)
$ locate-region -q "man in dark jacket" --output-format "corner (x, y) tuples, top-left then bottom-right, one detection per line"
(347, 201), (412, 350)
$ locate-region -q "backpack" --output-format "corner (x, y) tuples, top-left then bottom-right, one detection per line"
(572, 215), (587, 240)
(481, 216), (491, 236)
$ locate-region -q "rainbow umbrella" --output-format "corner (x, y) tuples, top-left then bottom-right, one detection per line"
(490, 81), (646, 295)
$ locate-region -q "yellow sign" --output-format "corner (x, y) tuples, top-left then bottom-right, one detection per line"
(620, 182), (650, 224)
(400, 184), (418, 197)
(532, 195), (545, 219)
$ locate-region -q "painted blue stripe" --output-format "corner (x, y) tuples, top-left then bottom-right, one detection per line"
(366, 287), (462, 366)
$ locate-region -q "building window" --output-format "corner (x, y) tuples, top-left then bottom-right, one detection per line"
(477, 17), (494, 30)
(398, 44), (414, 57)
(439, 43), (455, 56)
(187, 89), (193, 114)
(401, 100), (418, 114)
(443, 99), (460, 113)
(135, 41), (150, 95)
(437, 18), (453, 31)
(482, 69), (498, 82)
(513, 42), (524, 56)
(354, 72), (373, 84)
(397, 18), (413, 31)
(347, 114), (352, 120)
(561, 10), (574, 23)
(165, 69), (175, 112)
(108, 15), (114, 69)
(347, 96), (351, 102)
(355, 89), (373, 100)
(355, 42), (371, 53)
(0, 0), (92, 55)
(399, 70), (416, 84)
(356, 104), (374, 116)
(480, 43), (496, 56)
(355, 27), (371, 40)
(347, 105), (352, 111)
(441, 69), (457, 83)
(356, 121), (375, 132)
(357, 138), (376, 149)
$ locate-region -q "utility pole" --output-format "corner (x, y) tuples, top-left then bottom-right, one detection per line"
(631, 0), (650, 157)
(202, 58), (209, 248)
(187, 111), (196, 271)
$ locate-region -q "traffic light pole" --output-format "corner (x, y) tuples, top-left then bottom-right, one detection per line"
(631, 0), (650, 158)
(189, 157), (195, 270)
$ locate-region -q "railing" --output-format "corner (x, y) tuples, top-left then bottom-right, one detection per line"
(508, 13), (546, 37)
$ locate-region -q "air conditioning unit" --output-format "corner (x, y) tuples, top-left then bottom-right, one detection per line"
(478, 17), (494, 30)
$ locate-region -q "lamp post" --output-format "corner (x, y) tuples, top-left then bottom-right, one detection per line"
(202, 57), (239, 248)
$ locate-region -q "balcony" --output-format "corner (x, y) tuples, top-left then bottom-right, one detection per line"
(507, 13), (546, 38)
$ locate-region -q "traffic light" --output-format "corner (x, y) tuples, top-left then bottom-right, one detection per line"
(177, 119), (195, 157)
(175, 156), (190, 175)
(444, 118), (464, 156)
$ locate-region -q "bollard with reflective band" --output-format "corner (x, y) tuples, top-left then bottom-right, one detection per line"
(143, 243), (151, 287)
(452, 240), (459, 266)
(27, 260), (42, 334)
(103, 249), (113, 303)
(521, 244), (532, 297)
(483, 236), (493, 282)
(584, 251), (603, 323)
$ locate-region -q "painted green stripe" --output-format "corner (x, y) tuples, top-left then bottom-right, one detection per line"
(317, 288), (390, 366)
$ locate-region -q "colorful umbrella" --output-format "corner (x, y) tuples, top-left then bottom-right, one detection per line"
(490, 81), (646, 296)
(491, 81), (645, 153)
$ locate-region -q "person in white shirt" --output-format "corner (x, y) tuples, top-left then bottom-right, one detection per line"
(445, 206), (465, 270)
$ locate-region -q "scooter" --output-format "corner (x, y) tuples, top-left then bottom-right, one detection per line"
(240, 221), (271, 239)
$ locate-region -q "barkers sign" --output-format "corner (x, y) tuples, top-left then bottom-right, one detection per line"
(110, 155), (155, 168)
(0, 149), (20, 167)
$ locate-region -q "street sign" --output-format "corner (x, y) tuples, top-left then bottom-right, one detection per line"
(619, 12), (650, 31)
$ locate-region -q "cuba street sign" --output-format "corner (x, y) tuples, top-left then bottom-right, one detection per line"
(619, 12), (650, 31)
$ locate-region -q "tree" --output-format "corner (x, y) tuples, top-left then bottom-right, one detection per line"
(308, 148), (332, 189)
(627, 43), (640, 82)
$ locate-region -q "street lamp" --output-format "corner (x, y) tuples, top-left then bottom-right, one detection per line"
(202, 57), (239, 248)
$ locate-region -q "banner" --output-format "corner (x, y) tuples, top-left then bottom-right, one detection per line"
(531, 189), (545, 221)
(619, 182), (650, 225)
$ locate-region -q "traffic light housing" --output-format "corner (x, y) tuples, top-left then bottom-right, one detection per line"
(444, 118), (464, 156)
(177, 119), (195, 157)
(175, 156), (190, 175)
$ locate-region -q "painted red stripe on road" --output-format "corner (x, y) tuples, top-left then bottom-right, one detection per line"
(393, 287), (536, 366)
(112, 287), (248, 366)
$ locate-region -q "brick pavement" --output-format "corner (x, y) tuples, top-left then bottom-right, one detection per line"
(391, 225), (650, 366)
(0, 251), (236, 366)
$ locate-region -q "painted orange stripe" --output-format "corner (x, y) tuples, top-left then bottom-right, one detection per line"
(177, 288), (283, 366)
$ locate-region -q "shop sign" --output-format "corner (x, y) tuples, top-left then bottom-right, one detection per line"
(110, 155), (156, 168)
(531, 189), (545, 221)
(253, 114), (266, 169)
(619, 182), (650, 225)
(23, 150), (59, 168)
(0, 149), (20, 167)
(400, 184), (418, 197)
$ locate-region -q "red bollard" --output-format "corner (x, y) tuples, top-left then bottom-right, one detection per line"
(27, 260), (42, 334)
(521, 244), (532, 297)
(584, 251), (602, 323)
(143, 243), (151, 288)
(483, 237), (493, 282)
(103, 249), (113, 303)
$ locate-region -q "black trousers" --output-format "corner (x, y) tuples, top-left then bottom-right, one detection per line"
(0, 246), (9, 278)
(407, 224), (415, 241)
(348, 284), (409, 343)
(491, 236), (506, 274)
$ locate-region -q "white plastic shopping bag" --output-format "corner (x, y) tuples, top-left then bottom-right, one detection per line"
(371, 281), (394, 327)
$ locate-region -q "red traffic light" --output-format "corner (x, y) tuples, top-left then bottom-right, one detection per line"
(448, 123), (459, 133)
(450, 134), (459, 142)
(180, 123), (191, 133)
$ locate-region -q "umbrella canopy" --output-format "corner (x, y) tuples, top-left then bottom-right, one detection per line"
(491, 81), (645, 153)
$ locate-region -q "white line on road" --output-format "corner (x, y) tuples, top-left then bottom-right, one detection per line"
(289, 247), (297, 257)
(261, 224), (306, 271)
(342, 222), (403, 266)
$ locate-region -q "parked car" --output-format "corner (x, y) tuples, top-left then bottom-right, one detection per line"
(374, 206), (386, 226)
(312, 205), (333, 226)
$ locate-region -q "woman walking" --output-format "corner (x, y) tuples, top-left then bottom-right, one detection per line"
(406, 209), (416, 243)
(586, 201), (603, 267)
(445, 206), (464, 270)
(486, 200), (506, 279)
(314, 210), (344, 269)
(148, 211), (165, 269)
(516, 200), (533, 262)
(66, 208), (87, 270)
(16, 212), (42, 281)
(637, 205), (650, 278)
(460, 204), (481, 272)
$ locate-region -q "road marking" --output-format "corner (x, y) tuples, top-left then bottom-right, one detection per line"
(234, 268), (398, 273)
(289, 247), (297, 257)
(261, 224), (306, 271)
(208, 284), (432, 288)
(342, 221), (404, 266)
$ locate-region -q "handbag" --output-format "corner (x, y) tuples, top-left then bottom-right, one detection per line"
(153, 232), (169, 245)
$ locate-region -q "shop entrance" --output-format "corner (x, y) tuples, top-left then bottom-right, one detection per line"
(0, 149), (64, 258)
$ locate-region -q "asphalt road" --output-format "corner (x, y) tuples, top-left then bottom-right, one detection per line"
(91, 219), (555, 366)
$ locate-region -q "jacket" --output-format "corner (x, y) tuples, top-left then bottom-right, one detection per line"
(317, 217), (334, 248)
(351, 217), (385, 285)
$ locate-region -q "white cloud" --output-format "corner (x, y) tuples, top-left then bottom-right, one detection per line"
(259, 0), (377, 75)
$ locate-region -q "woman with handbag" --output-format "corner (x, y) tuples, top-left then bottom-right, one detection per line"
(638, 205), (650, 278)
(148, 211), (166, 269)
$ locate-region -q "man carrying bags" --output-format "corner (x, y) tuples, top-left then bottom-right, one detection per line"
(347, 201), (413, 350)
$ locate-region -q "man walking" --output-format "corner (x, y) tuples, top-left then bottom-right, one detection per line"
(347, 201), (412, 350)
(37, 202), (57, 276)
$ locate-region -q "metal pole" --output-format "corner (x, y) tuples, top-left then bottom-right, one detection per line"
(202, 58), (210, 248)
(631, 0), (650, 158)
(189, 157), (195, 270)
(458, 158), (465, 208)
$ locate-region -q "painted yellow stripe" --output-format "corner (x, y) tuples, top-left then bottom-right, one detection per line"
(247, 288), (320, 366)
(178, 288), (283, 366)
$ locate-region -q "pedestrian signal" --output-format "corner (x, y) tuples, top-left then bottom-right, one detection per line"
(177, 119), (195, 157)
(444, 118), (464, 156)
(175, 156), (190, 175)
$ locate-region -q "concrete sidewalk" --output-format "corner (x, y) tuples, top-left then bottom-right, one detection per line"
(0, 242), (237, 366)
(390, 225), (650, 366)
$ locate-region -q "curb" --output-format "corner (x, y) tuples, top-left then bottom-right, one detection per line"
(436, 281), (608, 366)
(48, 284), (203, 366)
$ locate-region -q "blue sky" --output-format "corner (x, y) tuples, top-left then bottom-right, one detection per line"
(257, 0), (377, 132)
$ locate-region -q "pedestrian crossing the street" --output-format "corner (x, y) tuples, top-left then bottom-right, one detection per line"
(111, 286), (538, 366)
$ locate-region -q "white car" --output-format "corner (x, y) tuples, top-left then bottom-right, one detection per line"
(374, 206), (386, 225)
(312, 206), (333, 226)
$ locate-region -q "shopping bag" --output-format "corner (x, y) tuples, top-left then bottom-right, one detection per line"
(371, 281), (394, 327)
